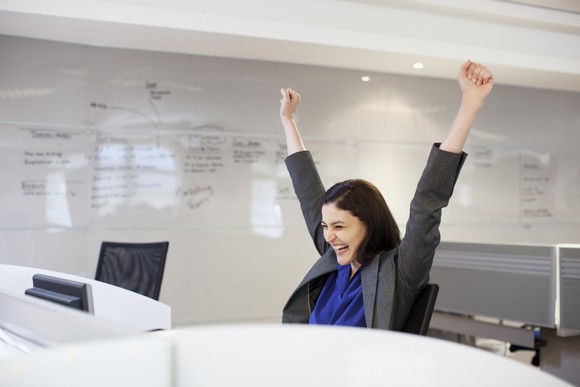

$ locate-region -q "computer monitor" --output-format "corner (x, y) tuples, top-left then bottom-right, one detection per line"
(25, 273), (90, 312)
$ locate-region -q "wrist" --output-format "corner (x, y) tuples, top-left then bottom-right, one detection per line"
(460, 95), (485, 112)
(280, 114), (295, 123)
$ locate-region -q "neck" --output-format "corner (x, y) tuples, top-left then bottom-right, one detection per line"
(350, 262), (361, 279)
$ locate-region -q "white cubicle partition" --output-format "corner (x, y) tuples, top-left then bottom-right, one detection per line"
(558, 245), (580, 335)
(428, 242), (580, 386)
(0, 334), (173, 387)
(0, 290), (139, 355)
(165, 325), (573, 387)
(430, 242), (580, 337)
(0, 324), (572, 387)
(429, 241), (559, 347)
(431, 241), (557, 328)
(0, 265), (171, 332)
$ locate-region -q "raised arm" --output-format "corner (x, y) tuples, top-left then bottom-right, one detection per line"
(280, 88), (328, 255)
(440, 60), (494, 153)
(280, 88), (306, 155)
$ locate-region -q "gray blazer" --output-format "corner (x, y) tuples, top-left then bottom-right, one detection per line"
(282, 144), (466, 330)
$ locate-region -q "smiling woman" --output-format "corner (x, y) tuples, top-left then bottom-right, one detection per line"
(278, 60), (494, 331)
(321, 201), (368, 270)
(321, 177), (401, 274)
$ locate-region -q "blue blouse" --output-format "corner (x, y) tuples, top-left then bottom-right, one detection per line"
(309, 264), (366, 327)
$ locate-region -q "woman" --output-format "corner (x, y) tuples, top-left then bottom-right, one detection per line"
(279, 60), (493, 330)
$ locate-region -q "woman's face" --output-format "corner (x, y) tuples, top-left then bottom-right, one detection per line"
(321, 202), (367, 268)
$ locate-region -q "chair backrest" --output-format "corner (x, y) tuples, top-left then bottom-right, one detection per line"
(401, 283), (439, 336)
(95, 241), (169, 300)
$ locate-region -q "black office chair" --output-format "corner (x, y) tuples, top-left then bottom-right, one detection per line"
(401, 283), (439, 336)
(95, 241), (169, 300)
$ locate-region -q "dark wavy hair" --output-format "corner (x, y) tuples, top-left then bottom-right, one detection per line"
(322, 179), (401, 266)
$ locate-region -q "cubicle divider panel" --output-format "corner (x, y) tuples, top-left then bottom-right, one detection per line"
(559, 245), (580, 334)
(431, 241), (556, 327)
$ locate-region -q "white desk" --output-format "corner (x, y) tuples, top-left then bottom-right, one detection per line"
(0, 333), (173, 387)
(0, 264), (171, 336)
(169, 325), (572, 387)
(0, 324), (572, 387)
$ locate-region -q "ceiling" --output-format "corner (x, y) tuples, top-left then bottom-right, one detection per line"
(1, 0), (580, 93)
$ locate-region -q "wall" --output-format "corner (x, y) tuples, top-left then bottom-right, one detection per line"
(1, 35), (579, 326)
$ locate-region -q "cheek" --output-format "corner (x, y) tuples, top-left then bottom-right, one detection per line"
(353, 229), (366, 246)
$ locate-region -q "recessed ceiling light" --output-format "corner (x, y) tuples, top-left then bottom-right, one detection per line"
(361, 75), (371, 82)
(413, 62), (424, 70)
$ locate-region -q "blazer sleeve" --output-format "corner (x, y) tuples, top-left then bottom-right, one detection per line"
(398, 144), (467, 293)
(285, 151), (328, 256)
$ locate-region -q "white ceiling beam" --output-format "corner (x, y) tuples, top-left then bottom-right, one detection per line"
(1, 0), (579, 92)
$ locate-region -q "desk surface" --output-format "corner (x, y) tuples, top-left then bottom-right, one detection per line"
(169, 324), (571, 387)
(0, 264), (171, 331)
(1, 324), (572, 387)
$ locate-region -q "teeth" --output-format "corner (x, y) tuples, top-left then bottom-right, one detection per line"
(334, 245), (348, 251)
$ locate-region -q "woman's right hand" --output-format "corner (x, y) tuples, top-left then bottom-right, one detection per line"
(458, 60), (494, 108)
(440, 60), (493, 153)
(280, 88), (301, 121)
(279, 88), (306, 155)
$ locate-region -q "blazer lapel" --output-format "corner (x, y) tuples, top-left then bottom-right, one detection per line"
(361, 254), (380, 328)
(296, 248), (337, 288)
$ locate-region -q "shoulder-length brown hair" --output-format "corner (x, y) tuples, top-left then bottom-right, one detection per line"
(322, 179), (400, 266)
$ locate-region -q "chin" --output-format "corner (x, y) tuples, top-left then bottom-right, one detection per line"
(337, 256), (353, 266)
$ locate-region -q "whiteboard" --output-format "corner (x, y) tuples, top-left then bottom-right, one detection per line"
(1, 35), (580, 326)
(0, 123), (360, 230)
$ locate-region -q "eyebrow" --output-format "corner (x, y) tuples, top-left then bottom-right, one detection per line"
(321, 220), (346, 226)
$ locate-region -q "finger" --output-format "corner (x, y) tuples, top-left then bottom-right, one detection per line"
(289, 89), (300, 103)
(459, 60), (472, 80)
(281, 88), (294, 104)
(474, 67), (483, 85)
(469, 64), (481, 84)
(478, 66), (488, 85)
(460, 59), (472, 74)
(467, 62), (478, 79)
(476, 65), (490, 85)
(467, 63), (487, 85)
(481, 69), (493, 85)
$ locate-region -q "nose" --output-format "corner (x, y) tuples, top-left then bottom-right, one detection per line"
(324, 229), (335, 243)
